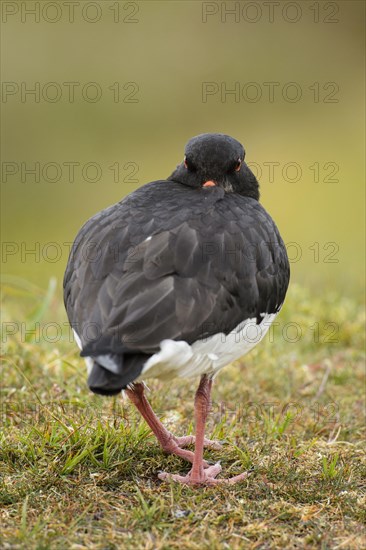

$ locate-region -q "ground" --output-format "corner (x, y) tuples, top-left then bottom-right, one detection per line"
(1, 281), (365, 549)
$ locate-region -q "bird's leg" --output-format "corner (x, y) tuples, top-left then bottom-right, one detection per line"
(159, 375), (248, 486)
(188, 374), (216, 483)
(125, 383), (213, 466)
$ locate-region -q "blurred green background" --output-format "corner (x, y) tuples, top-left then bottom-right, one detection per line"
(1, 0), (365, 296)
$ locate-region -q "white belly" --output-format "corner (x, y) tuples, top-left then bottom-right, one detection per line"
(137, 313), (277, 382)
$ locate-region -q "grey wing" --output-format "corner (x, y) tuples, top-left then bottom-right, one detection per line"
(64, 210), (289, 357)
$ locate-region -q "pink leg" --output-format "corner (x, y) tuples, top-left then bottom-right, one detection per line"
(159, 375), (248, 486)
(125, 383), (220, 466)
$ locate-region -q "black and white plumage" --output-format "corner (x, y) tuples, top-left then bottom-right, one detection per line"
(64, 133), (290, 485)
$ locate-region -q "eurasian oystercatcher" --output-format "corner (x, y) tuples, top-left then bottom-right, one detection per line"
(64, 133), (290, 485)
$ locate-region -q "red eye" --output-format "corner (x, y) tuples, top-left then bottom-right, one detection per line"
(184, 156), (196, 172)
(235, 159), (242, 171)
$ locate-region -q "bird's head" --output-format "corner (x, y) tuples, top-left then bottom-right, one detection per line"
(169, 133), (260, 200)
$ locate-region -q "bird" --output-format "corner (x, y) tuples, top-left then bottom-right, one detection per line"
(63, 133), (290, 486)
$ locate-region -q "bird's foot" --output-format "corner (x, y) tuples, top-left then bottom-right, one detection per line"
(161, 437), (209, 467)
(158, 463), (248, 486)
(160, 434), (221, 467)
(174, 435), (222, 451)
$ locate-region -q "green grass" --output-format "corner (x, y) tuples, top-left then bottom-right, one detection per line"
(1, 280), (365, 549)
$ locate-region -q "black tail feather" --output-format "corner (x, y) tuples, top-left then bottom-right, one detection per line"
(86, 352), (148, 396)
(87, 362), (125, 395)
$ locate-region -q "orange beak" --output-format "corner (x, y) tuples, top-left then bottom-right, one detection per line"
(202, 180), (216, 187)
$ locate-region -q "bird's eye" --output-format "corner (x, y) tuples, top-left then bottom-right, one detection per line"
(235, 159), (242, 172)
(184, 156), (196, 171)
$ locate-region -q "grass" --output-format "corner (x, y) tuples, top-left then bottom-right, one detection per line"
(1, 279), (365, 549)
